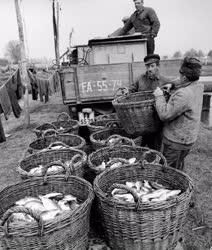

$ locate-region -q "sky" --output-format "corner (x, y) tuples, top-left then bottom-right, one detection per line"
(0, 0), (212, 60)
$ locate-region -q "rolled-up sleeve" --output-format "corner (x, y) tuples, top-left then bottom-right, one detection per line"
(155, 90), (188, 122)
(116, 20), (134, 36)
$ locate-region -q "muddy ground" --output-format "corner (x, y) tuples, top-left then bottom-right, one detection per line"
(0, 92), (211, 250)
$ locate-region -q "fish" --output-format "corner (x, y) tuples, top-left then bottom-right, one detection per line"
(63, 194), (77, 202)
(39, 196), (61, 211)
(11, 212), (35, 223)
(47, 165), (64, 175)
(29, 166), (43, 176)
(95, 162), (106, 172)
(111, 188), (128, 196)
(128, 157), (136, 164)
(113, 193), (134, 203)
(50, 146), (66, 150)
(141, 189), (169, 203)
(151, 190), (181, 202)
(43, 193), (64, 201)
(110, 162), (122, 169)
(58, 200), (71, 211)
(15, 197), (41, 206)
(24, 200), (46, 213)
(40, 209), (62, 221)
(150, 181), (166, 190)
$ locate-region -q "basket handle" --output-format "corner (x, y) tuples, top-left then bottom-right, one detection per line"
(43, 129), (59, 138)
(106, 135), (136, 147)
(47, 141), (70, 149)
(105, 121), (121, 129)
(1, 206), (44, 237)
(114, 87), (129, 99)
(57, 112), (71, 122)
(107, 183), (139, 203)
(141, 149), (167, 168)
(42, 160), (70, 182)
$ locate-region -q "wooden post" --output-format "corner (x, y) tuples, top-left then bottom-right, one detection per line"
(52, 0), (60, 68)
(14, 0), (30, 127)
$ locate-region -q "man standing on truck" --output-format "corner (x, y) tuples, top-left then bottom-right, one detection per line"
(113, 0), (160, 55)
(129, 54), (174, 150)
(153, 57), (203, 170)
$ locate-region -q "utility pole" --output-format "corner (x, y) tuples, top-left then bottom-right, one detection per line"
(52, 0), (60, 68)
(14, 0), (30, 126)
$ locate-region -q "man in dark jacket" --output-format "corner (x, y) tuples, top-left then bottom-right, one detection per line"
(153, 57), (204, 170)
(129, 54), (175, 150)
(109, 16), (135, 37)
(115, 0), (160, 54)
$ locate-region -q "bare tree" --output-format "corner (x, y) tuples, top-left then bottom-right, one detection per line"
(184, 48), (199, 58)
(173, 51), (182, 59)
(4, 40), (21, 64)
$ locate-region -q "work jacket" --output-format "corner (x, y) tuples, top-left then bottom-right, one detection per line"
(155, 81), (204, 145)
(117, 7), (160, 37)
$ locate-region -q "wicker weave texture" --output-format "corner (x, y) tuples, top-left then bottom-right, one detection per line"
(0, 175), (94, 250)
(93, 164), (193, 250)
(88, 145), (167, 176)
(112, 91), (161, 135)
(17, 148), (87, 179)
(90, 128), (142, 150)
(34, 123), (57, 138)
(28, 133), (86, 155)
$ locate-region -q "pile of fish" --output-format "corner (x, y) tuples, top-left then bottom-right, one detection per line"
(95, 157), (137, 172)
(8, 192), (80, 223)
(111, 180), (181, 203)
(28, 160), (72, 176)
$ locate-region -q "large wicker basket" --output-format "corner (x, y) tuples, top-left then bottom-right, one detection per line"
(52, 112), (79, 135)
(0, 175), (94, 250)
(34, 123), (57, 138)
(28, 129), (86, 155)
(94, 163), (193, 250)
(87, 119), (119, 134)
(17, 148), (87, 179)
(90, 127), (142, 150)
(88, 145), (167, 179)
(112, 91), (161, 135)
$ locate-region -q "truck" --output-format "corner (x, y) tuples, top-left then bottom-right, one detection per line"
(59, 34), (181, 124)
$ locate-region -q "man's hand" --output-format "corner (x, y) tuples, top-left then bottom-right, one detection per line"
(153, 87), (163, 97)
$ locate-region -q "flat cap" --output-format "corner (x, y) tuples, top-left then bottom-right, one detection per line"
(180, 57), (202, 81)
(144, 54), (160, 65)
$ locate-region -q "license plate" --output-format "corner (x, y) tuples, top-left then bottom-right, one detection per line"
(78, 111), (95, 125)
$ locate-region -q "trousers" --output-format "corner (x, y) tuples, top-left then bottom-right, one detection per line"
(147, 37), (155, 55)
(160, 138), (193, 170)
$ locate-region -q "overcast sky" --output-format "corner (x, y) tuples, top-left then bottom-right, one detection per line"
(0, 0), (212, 59)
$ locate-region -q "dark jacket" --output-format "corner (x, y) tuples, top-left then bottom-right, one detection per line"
(129, 73), (174, 93)
(117, 7), (160, 37)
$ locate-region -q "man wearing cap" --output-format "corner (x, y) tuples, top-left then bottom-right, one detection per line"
(109, 16), (135, 37)
(115, 0), (160, 55)
(129, 54), (175, 150)
(153, 57), (204, 170)
(129, 54), (174, 93)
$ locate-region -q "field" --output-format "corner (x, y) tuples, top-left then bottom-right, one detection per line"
(0, 90), (211, 249)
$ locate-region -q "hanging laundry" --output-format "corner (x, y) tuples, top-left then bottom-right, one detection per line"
(37, 77), (50, 103)
(28, 70), (38, 100)
(0, 84), (12, 120)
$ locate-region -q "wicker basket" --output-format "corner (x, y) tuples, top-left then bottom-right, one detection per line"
(28, 129), (86, 155)
(112, 91), (162, 135)
(93, 163), (193, 250)
(52, 112), (79, 135)
(17, 148), (87, 179)
(95, 113), (118, 121)
(88, 145), (167, 177)
(87, 119), (119, 134)
(34, 123), (57, 138)
(90, 127), (142, 150)
(0, 175), (94, 250)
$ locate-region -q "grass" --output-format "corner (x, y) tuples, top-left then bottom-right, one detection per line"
(0, 92), (211, 249)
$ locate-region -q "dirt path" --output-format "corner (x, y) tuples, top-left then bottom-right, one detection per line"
(0, 92), (211, 249)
